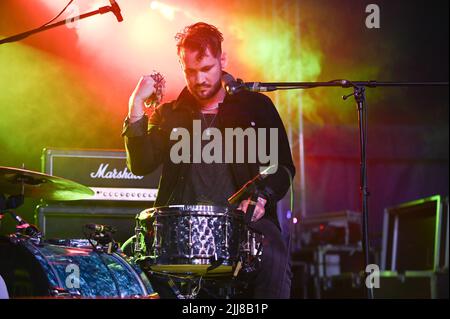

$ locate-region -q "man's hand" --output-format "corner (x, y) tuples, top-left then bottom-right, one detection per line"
(128, 75), (156, 122)
(237, 196), (267, 222)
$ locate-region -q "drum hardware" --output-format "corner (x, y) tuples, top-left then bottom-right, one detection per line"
(227, 165), (276, 224)
(1, 194), (43, 243)
(167, 277), (187, 299)
(50, 287), (82, 298)
(207, 256), (225, 272)
(83, 223), (119, 254)
(7, 210), (42, 242)
(166, 275), (205, 299)
(233, 261), (243, 278)
(149, 269), (244, 299)
(133, 227), (144, 256)
(225, 222), (228, 249)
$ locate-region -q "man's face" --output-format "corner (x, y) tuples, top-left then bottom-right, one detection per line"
(179, 47), (225, 101)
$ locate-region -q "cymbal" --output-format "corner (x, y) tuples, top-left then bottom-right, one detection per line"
(0, 166), (94, 201)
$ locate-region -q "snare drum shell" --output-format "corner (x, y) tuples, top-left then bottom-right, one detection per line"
(139, 205), (248, 272)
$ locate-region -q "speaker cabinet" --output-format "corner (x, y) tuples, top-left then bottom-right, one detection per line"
(35, 203), (146, 244)
(382, 195), (444, 272)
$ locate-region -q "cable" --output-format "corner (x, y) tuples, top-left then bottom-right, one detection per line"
(39, 0), (75, 28)
(279, 165), (295, 216)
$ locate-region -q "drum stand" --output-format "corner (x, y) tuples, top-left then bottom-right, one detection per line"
(148, 271), (247, 299)
(137, 248), (262, 299)
(0, 193), (42, 241)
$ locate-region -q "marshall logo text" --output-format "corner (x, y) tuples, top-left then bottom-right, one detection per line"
(90, 163), (144, 180)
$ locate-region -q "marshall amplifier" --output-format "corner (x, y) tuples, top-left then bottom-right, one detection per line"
(41, 148), (161, 202)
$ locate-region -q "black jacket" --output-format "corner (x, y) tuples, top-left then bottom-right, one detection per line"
(122, 87), (295, 228)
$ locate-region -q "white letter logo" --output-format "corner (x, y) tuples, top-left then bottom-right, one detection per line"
(65, 264), (80, 289)
(365, 264), (380, 289)
(168, 120), (279, 175)
(365, 4), (380, 29)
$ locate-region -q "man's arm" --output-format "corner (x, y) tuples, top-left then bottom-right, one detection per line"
(260, 94), (296, 203)
(122, 109), (168, 176)
(122, 75), (168, 175)
(238, 94), (296, 222)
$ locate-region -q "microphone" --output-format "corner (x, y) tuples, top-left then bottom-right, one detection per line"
(222, 73), (277, 95)
(4, 210), (42, 238)
(7, 210), (26, 225)
(109, 0), (123, 22)
(228, 165), (277, 205)
(221, 72), (244, 95)
(85, 223), (116, 233)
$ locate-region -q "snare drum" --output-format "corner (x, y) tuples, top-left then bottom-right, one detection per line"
(134, 205), (261, 275)
(0, 235), (157, 298)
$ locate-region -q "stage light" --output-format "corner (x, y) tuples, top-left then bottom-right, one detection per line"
(286, 210), (292, 219)
(150, 1), (176, 21)
(150, 1), (199, 22)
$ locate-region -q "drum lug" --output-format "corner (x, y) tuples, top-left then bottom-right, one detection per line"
(50, 286), (81, 298)
(225, 221), (229, 249)
(188, 218), (193, 251)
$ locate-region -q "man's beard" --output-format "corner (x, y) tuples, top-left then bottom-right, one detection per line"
(191, 79), (222, 101)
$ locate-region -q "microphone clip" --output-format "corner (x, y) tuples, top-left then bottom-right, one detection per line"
(225, 78), (245, 95)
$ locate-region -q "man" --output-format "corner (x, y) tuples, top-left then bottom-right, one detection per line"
(123, 22), (295, 298)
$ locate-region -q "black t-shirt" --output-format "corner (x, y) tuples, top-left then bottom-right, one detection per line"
(170, 113), (236, 206)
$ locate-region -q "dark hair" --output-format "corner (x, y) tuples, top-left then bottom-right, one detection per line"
(175, 22), (224, 59)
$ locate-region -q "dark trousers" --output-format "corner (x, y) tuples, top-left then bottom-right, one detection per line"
(245, 218), (292, 299)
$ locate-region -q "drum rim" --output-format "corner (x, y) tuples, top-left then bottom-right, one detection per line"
(154, 204), (229, 211)
(141, 205), (243, 217)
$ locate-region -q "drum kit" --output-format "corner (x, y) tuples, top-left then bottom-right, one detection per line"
(0, 166), (263, 299)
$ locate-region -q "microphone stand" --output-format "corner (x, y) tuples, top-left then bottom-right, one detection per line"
(0, 4), (119, 45)
(246, 79), (449, 299)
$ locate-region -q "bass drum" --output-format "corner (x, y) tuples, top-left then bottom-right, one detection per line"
(0, 235), (157, 298)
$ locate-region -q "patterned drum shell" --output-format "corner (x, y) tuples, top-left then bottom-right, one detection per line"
(136, 205), (248, 275)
